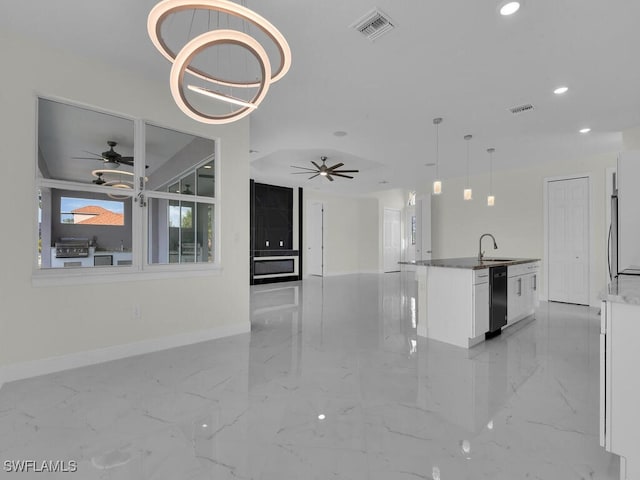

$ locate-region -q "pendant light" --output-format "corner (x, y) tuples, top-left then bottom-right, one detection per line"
(463, 134), (472, 200)
(487, 147), (495, 206)
(432, 117), (443, 195)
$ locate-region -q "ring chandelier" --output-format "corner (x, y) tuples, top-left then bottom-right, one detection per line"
(147, 0), (291, 124)
(92, 170), (137, 199)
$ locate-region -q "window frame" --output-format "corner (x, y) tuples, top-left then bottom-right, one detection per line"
(32, 95), (222, 286)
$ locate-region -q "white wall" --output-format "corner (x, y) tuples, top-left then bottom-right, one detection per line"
(303, 190), (379, 276)
(0, 31), (249, 380)
(623, 126), (640, 150)
(301, 188), (410, 276)
(431, 152), (616, 307)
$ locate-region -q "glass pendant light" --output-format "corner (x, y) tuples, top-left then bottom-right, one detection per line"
(487, 147), (495, 206)
(463, 134), (472, 200)
(432, 117), (443, 195)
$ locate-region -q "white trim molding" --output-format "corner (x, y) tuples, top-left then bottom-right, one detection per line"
(0, 322), (249, 388)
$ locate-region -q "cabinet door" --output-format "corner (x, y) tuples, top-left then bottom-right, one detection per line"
(522, 274), (533, 316)
(473, 282), (490, 337)
(507, 276), (523, 322)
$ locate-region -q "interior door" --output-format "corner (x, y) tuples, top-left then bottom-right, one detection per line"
(307, 201), (323, 276)
(548, 177), (590, 305)
(383, 208), (401, 272)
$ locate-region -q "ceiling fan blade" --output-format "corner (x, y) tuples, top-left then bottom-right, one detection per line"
(332, 169), (359, 173)
(292, 171), (316, 174)
(82, 150), (103, 157)
(291, 165), (318, 171)
(72, 156), (103, 161)
(311, 161), (322, 170)
(327, 162), (344, 170)
(308, 173), (320, 179)
(331, 173), (354, 179)
(119, 157), (134, 165)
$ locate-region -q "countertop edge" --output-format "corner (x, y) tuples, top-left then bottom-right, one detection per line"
(399, 257), (540, 270)
(601, 275), (640, 305)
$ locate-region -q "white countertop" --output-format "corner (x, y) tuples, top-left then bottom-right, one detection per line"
(603, 275), (640, 305)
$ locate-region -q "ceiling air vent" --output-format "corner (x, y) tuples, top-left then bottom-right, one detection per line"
(509, 103), (535, 115)
(351, 8), (395, 41)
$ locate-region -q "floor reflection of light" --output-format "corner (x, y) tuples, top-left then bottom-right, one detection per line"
(411, 297), (416, 329)
(202, 423), (208, 428)
(432, 466), (441, 480)
(487, 420), (494, 430)
(460, 439), (471, 459)
(410, 338), (417, 355)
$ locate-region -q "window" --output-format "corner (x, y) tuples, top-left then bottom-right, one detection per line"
(145, 123), (216, 265)
(36, 97), (218, 274)
(60, 197), (124, 226)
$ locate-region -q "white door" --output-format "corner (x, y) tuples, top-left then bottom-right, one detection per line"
(383, 208), (401, 272)
(548, 177), (590, 305)
(307, 202), (324, 276)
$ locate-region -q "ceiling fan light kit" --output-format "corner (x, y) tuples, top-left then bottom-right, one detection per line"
(147, 0), (291, 125)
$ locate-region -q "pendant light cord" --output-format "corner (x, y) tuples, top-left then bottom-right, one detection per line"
(435, 122), (440, 179)
(489, 149), (493, 194)
(465, 135), (471, 187)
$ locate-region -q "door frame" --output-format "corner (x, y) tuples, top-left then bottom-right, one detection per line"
(543, 173), (594, 306)
(306, 200), (324, 277)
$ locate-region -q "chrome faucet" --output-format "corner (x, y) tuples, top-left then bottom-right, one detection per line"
(478, 233), (498, 262)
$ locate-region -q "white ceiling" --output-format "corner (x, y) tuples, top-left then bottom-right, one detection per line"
(5, 0), (640, 194)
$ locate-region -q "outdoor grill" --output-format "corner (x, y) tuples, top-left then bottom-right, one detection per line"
(55, 238), (90, 258)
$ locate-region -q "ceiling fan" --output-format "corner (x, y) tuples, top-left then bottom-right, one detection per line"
(73, 140), (134, 168)
(92, 172), (106, 185)
(291, 156), (359, 181)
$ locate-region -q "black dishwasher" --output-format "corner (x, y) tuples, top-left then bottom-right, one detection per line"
(487, 266), (508, 337)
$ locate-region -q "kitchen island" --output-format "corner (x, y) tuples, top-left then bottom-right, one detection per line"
(403, 257), (540, 349)
(600, 275), (640, 480)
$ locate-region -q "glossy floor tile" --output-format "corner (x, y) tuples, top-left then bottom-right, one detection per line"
(0, 273), (619, 479)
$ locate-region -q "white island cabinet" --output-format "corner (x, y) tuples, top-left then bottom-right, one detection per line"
(412, 257), (540, 349)
(600, 276), (640, 480)
(507, 262), (540, 324)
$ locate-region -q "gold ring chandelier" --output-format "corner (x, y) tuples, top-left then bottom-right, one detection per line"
(147, 0), (291, 124)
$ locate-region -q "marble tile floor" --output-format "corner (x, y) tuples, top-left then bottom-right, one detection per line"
(0, 273), (619, 479)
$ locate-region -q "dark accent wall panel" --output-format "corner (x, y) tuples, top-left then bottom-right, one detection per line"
(254, 183), (293, 250)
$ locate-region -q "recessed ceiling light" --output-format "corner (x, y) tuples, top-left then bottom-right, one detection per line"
(579, 127), (591, 134)
(553, 86), (569, 95)
(333, 131), (348, 137)
(499, 1), (521, 16)
(318, 414), (326, 420)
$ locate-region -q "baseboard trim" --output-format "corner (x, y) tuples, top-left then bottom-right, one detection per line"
(0, 322), (250, 389)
